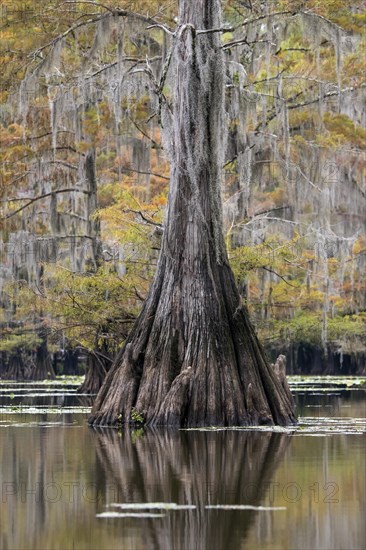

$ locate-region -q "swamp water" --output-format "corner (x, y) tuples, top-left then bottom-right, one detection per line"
(0, 376), (365, 550)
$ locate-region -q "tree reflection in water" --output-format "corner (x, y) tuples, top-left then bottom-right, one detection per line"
(93, 428), (291, 549)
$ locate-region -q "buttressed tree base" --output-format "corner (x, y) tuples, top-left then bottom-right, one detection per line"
(89, 0), (297, 428)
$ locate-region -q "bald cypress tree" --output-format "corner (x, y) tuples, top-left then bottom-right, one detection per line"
(89, 0), (296, 428)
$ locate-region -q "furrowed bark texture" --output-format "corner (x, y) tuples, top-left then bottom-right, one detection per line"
(89, 0), (297, 427)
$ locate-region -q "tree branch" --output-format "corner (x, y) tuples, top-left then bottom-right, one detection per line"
(124, 208), (163, 228)
(128, 117), (161, 149)
(222, 37), (275, 51)
(122, 167), (169, 181)
(60, 0), (117, 14)
(256, 83), (366, 131)
(1, 189), (90, 220)
(146, 23), (174, 36)
(262, 266), (298, 288)
(46, 160), (78, 170)
(58, 2), (173, 28)
(86, 56), (162, 79)
(196, 11), (297, 35)
(31, 14), (107, 58)
(31, 5), (172, 59)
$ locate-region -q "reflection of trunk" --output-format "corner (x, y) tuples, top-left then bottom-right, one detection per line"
(36, 426), (46, 528)
(90, 0), (296, 427)
(93, 429), (291, 549)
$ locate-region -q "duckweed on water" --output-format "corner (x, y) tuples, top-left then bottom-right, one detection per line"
(288, 376), (366, 391)
(0, 406), (91, 414)
(182, 416), (366, 435)
(0, 376), (364, 435)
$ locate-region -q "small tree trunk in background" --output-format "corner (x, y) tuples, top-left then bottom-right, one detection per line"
(29, 332), (55, 381)
(27, 265), (55, 382)
(78, 148), (111, 393)
(78, 352), (109, 394)
(5, 351), (25, 380)
(85, 148), (102, 272)
(63, 347), (79, 375)
(89, 0), (296, 427)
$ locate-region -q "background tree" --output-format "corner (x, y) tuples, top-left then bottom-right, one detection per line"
(0, 0), (365, 387)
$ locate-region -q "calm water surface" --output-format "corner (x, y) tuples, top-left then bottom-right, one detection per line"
(0, 378), (365, 550)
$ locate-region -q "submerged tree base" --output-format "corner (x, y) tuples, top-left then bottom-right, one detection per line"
(89, 258), (297, 428)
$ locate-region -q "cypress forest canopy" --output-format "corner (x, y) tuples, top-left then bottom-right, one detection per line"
(0, 1), (365, 421)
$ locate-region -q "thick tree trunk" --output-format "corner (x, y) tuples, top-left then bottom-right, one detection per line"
(89, 0), (297, 427)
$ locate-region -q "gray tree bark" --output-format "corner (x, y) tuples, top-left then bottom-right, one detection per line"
(89, 0), (297, 427)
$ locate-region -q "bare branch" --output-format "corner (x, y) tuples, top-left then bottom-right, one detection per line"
(86, 56), (162, 79)
(61, 2), (173, 28)
(146, 23), (174, 36)
(223, 145), (255, 168)
(30, 15), (107, 58)
(195, 9), (349, 40)
(275, 47), (310, 55)
(222, 37), (275, 50)
(1, 189), (90, 220)
(124, 208), (163, 228)
(301, 9), (351, 36)
(30, 6), (172, 59)
(60, 0), (116, 14)
(287, 83), (366, 111)
(256, 83), (366, 131)
(46, 160), (78, 170)
(262, 266), (298, 288)
(156, 44), (175, 124)
(253, 205), (291, 217)
(196, 10), (296, 35)
(128, 117), (161, 149)
(122, 167), (169, 181)
(27, 130), (75, 140)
